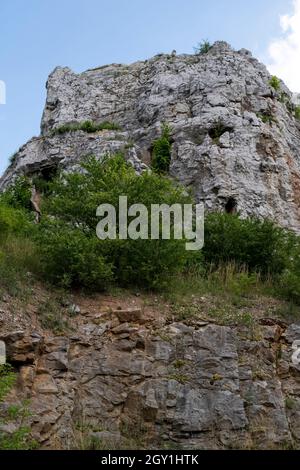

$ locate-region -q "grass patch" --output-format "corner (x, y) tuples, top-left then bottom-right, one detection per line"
(167, 373), (189, 384)
(51, 120), (121, 136)
(0, 364), (16, 402)
(0, 236), (40, 298)
(163, 264), (277, 326)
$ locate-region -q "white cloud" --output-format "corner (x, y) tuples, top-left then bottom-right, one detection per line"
(267, 0), (300, 92)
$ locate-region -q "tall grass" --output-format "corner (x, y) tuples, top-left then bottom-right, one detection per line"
(51, 120), (121, 136)
(165, 263), (273, 304)
(0, 236), (41, 297)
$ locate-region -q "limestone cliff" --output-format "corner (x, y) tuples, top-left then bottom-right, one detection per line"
(1, 41), (300, 231)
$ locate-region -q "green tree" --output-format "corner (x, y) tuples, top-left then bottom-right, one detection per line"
(202, 212), (290, 275)
(151, 123), (172, 174)
(38, 154), (191, 290)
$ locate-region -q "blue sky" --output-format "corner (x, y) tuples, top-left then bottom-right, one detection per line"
(0, 0), (296, 175)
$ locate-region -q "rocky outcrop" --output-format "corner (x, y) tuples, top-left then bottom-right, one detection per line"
(2, 41), (300, 231)
(1, 307), (300, 450)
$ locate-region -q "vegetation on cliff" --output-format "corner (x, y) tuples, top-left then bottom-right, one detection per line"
(0, 153), (300, 306)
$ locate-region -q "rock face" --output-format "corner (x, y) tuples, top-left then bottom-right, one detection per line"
(1, 41), (300, 231)
(2, 42), (300, 450)
(1, 310), (300, 450)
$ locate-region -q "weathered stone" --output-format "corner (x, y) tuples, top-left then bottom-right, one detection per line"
(113, 308), (143, 324)
(0, 316), (300, 449)
(0, 340), (6, 365)
(111, 323), (138, 335)
(90, 430), (121, 445)
(33, 374), (58, 394)
(284, 324), (300, 344)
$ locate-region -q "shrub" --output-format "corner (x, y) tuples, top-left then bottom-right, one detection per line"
(37, 154), (191, 290)
(51, 120), (121, 136)
(0, 423), (37, 450)
(279, 270), (300, 304)
(295, 106), (300, 120)
(0, 203), (31, 241)
(0, 364), (16, 402)
(36, 220), (114, 290)
(194, 40), (212, 55)
(32, 175), (51, 195)
(151, 123), (172, 174)
(277, 236), (300, 304)
(202, 212), (290, 275)
(269, 75), (281, 92)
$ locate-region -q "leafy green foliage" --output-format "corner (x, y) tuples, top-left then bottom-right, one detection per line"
(9, 152), (18, 164)
(32, 175), (51, 195)
(3, 152), (300, 309)
(0, 365), (16, 402)
(1, 176), (32, 210)
(32, 167), (58, 195)
(0, 204), (30, 241)
(51, 120), (121, 136)
(269, 75), (281, 91)
(278, 236), (300, 304)
(294, 106), (300, 120)
(151, 123), (172, 174)
(202, 212), (290, 275)
(194, 40), (212, 55)
(37, 154), (191, 290)
(0, 398), (37, 449)
(0, 425), (37, 450)
(36, 221), (114, 290)
(0, 367), (37, 450)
